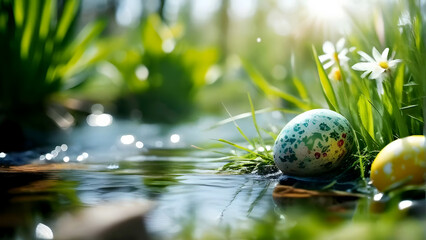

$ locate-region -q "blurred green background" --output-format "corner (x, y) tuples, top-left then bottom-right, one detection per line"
(0, 0), (424, 151)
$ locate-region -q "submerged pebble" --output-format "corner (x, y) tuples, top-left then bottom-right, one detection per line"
(273, 109), (354, 177)
(370, 135), (426, 192)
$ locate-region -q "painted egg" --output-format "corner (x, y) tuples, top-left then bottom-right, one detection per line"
(370, 135), (426, 192)
(273, 109), (354, 177)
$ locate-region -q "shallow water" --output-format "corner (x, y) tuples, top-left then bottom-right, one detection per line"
(1, 161), (278, 239)
(0, 115), (286, 239)
(2, 115), (424, 239)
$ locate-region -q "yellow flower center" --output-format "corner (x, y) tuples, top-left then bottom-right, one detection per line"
(332, 68), (342, 81)
(379, 61), (389, 69)
(333, 52), (339, 63)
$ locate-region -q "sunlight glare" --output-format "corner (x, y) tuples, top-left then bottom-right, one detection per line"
(87, 113), (113, 127)
(229, 0), (257, 19)
(306, 0), (345, 22)
(45, 153), (53, 160)
(170, 134), (180, 143)
(121, 135), (135, 145)
(107, 164), (119, 170)
(191, 0), (221, 23)
(135, 141), (144, 149)
(116, 0), (143, 26)
(60, 144), (68, 152)
(77, 152), (89, 162)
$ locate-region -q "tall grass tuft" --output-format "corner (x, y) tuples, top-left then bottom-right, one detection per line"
(0, 0), (105, 129)
(312, 0), (425, 157)
(217, 0), (424, 178)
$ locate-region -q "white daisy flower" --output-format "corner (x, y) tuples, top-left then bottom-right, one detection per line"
(319, 38), (350, 70)
(328, 67), (342, 81)
(352, 47), (401, 94)
(352, 47), (401, 79)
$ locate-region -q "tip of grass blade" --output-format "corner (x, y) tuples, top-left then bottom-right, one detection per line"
(312, 45), (339, 112)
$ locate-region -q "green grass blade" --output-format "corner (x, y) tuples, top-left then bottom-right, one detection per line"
(55, 0), (78, 42)
(393, 64), (405, 108)
(13, 0), (25, 28)
(60, 20), (106, 78)
(261, 127), (278, 141)
(247, 93), (264, 146)
(223, 104), (254, 146)
(312, 46), (339, 112)
(0, 14), (7, 31)
(357, 95), (375, 141)
(39, 0), (53, 39)
(208, 107), (301, 130)
(191, 145), (231, 157)
(20, 0), (38, 59)
(217, 139), (263, 158)
(72, 19), (106, 51)
(384, 81), (409, 138)
(242, 60), (311, 110)
(292, 77), (309, 100)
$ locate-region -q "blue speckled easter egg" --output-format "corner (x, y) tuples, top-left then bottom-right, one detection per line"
(273, 109), (354, 177)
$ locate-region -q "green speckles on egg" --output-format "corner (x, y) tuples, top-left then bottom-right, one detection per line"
(319, 123), (330, 131)
(329, 131), (340, 141)
(273, 109), (354, 177)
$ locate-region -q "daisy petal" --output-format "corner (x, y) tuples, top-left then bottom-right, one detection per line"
(369, 67), (385, 79)
(352, 62), (374, 71)
(388, 59), (402, 68)
(336, 38), (346, 51)
(339, 48), (348, 56)
(372, 47), (382, 62)
(360, 71), (371, 79)
(381, 48), (389, 59)
(319, 54), (330, 62)
(323, 61), (335, 70)
(323, 41), (335, 54)
(390, 51), (396, 60)
(339, 55), (350, 63)
(376, 78), (384, 95)
(358, 51), (375, 62)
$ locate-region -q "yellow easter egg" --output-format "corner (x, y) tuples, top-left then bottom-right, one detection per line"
(370, 135), (426, 192)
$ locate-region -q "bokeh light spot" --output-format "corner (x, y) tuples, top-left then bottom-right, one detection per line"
(170, 134), (180, 143)
(121, 135), (135, 145)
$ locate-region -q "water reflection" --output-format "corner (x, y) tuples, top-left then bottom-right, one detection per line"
(0, 173), (80, 240)
(76, 152), (89, 162)
(60, 144), (68, 152)
(86, 104), (113, 127)
(87, 113), (113, 127)
(135, 141), (144, 149)
(170, 134), (180, 144)
(121, 135), (135, 145)
(155, 141), (164, 148)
